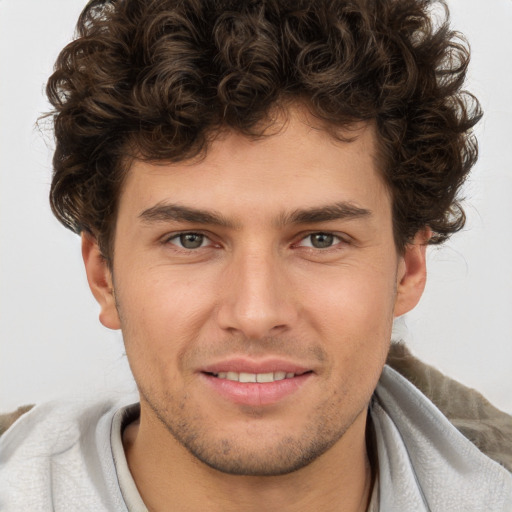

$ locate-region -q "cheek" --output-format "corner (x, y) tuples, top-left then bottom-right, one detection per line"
(115, 266), (221, 376)
(303, 261), (397, 331)
(301, 263), (396, 383)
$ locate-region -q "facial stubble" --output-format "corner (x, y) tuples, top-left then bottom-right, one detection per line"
(113, 273), (396, 477)
(137, 373), (370, 477)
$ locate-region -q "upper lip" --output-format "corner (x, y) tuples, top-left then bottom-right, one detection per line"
(200, 358), (312, 375)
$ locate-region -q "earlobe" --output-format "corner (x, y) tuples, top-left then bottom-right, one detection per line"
(394, 228), (431, 317)
(81, 233), (121, 330)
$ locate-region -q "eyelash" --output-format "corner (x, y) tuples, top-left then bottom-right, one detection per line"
(163, 232), (215, 251)
(294, 232), (348, 250)
(162, 231), (349, 252)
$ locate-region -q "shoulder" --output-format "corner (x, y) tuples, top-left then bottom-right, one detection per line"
(386, 342), (512, 472)
(0, 395), (137, 511)
(0, 394), (137, 453)
(0, 396), (123, 461)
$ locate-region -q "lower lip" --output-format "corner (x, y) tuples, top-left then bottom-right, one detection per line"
(201, 373), (313, 406)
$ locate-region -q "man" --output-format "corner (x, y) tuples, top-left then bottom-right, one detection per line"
(1, 0), (511, 510)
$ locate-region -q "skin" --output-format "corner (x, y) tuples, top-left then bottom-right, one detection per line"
(83, 108), (428, 512)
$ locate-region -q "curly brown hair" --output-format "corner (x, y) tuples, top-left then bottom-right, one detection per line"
(47, 0), (482, 263)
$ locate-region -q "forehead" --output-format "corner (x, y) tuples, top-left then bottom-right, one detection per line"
(118, 112), (390, 223)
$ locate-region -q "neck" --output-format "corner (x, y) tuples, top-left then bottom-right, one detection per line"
(123, 406), (374, 512)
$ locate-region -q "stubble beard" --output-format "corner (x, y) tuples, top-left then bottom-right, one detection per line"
(138, 382), (367, 477)
(114, 282), (383, 478)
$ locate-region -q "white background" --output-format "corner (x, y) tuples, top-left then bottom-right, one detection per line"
(1, 0), (511, 413)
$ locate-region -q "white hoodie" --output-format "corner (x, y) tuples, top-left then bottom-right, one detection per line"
(0, 364), (511, 511)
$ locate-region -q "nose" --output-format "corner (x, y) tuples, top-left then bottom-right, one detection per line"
(216, 247), (298, 339)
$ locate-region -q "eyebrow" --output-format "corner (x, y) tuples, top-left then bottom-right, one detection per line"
(138, 201), (371, 228)
(139, 203), (238, 229)
(280, 202), (372, 226)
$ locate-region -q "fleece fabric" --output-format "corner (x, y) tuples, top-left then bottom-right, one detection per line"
(0, 345), (511, 511)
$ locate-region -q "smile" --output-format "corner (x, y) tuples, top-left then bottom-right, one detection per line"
(210, 371), (305, 383)
(201, 369), (313, 406)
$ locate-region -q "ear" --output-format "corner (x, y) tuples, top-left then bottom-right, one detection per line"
(394, 228), (431, 317)
(81, 232), (121, 330)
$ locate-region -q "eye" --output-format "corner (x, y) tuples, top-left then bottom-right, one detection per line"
(297, 232), (343, 249)
(168, 232), (210, 250)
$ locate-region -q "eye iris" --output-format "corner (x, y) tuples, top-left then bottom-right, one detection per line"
(311, 233), (334, 248)
(179, 233), (204, 249)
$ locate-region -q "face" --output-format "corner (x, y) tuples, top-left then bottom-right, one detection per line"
(84, 109), (427, 476)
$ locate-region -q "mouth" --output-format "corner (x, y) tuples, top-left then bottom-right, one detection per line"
(204, 370), (312, 383)
(200, 363), (314, 406)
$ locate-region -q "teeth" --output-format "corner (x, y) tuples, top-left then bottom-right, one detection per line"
(239, 372), (257, 383)
(256, 372), (274, 383)
(216, 371), (297, 382)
